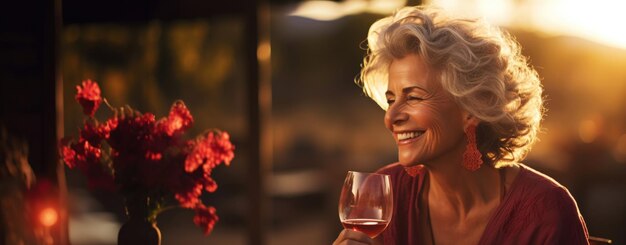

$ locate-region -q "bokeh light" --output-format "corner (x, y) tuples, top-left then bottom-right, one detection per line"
(40, 207), (58, 227)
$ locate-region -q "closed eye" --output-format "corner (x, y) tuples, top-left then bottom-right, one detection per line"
(407, 96), (424, 101)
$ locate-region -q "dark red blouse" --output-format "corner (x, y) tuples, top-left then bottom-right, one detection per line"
(376, 163), (589, 245)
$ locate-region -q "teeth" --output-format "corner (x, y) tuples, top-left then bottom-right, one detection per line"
(397, 131), (422, 141)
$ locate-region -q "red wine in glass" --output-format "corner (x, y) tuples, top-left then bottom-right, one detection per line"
(341, 218), (389, 238)
(338, 171), (393, 238)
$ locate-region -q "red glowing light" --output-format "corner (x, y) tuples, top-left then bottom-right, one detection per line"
(40, 207), (58, 227)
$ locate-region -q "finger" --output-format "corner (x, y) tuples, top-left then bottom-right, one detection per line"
(343, 229), (373, 241)
(334, 229), (373, 244)
(333, 229), (347, 244)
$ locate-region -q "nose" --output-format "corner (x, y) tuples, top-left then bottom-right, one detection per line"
(384, 102), (409, 130)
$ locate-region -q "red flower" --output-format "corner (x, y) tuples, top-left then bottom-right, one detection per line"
(75, 80), (102, 116)
(61, 145), (77, 168)
(157, 100), (193, 136)
(193, 204), (219, 235)
(79, 120), (113, 147)
(185, 131), (235, 173)
(202, 173), (218, 193)
(108, 113), (156, 153)
(68, 140), (102, 169)
(61, 140), (115, 191)
(61, 80), (235, 236)
(175, 182), (203, 208)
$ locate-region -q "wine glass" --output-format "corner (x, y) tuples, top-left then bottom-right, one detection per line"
(338, 171), (393, 238)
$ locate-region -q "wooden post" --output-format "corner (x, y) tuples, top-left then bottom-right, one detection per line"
(245, 0), (272, 244)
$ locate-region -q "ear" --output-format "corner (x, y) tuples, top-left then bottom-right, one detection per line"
(461, 111), (480, 130)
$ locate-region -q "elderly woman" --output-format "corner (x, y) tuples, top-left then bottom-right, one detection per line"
(334, 6), (589, 245)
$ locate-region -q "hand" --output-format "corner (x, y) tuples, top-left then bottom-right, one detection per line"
(333, 229), (379, 245)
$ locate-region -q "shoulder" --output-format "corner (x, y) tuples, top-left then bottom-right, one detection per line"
(512, 164), (580, 212)
(505, 164), (589, 242)
(514, 164), (576, 203)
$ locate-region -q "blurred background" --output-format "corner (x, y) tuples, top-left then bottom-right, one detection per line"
(1, 0), (625, 244)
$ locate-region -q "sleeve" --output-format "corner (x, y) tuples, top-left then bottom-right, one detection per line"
(534, 186), (590, 245)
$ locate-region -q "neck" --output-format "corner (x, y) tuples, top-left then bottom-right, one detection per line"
(425, 148), (500, 218)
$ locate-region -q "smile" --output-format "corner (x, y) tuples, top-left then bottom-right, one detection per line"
(396, 131), (424, 141)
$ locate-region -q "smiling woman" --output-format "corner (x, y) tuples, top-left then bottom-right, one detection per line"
(384, 54), (468, 167)
(333, 5), (590, 245)
(361, 6), (543, 168)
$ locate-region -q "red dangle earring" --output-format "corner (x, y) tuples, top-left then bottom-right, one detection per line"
(462, 124), (483, 171)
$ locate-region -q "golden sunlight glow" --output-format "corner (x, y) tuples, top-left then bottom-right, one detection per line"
(289, 0), (407, 21)
(578, 119), (601, 143)
(40, 207), (58, 227)
(528, 0), (626, 49)
(427, 0), (626, 49)
(429, 0), (513, 25)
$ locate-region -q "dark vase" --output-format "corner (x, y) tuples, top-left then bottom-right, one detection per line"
(118, 195), (161, 245)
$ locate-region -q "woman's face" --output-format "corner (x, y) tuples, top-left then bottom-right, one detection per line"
(384, 54), (468, 167)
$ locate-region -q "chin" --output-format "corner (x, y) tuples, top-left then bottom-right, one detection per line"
(398, 156), (421, 167)
(398, 150), (422, 166)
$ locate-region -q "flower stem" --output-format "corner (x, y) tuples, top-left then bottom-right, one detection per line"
(154, 205), (179, 216)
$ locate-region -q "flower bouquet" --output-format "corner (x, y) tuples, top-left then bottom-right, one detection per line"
(60, 80), (234, 237)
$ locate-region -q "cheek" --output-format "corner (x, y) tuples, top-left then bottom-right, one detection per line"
(415, 103), (463, 138)
(408, 104), (441, 127)
(416, 107), (446, 148)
